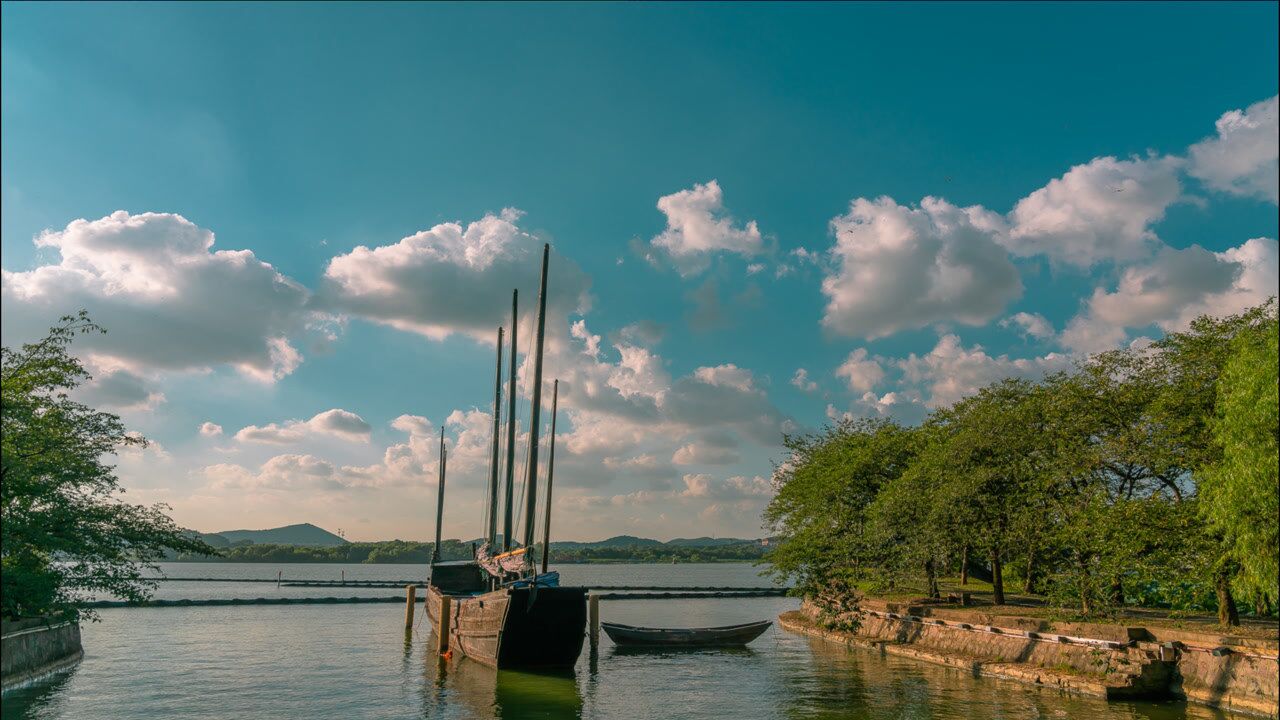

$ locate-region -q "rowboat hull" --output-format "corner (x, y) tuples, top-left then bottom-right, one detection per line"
(427, 585), (587, 669)
(601, 620), (771, 647)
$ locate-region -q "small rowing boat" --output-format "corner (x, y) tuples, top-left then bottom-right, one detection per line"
(601, 620), (771, 647)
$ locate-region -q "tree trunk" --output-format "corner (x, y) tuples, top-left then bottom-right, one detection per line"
(959, 545), (969, 586)
(1023, 548), (1036, 594)
(1216, 570), (1240, 626)
(991, 549), (1005, 606)
(1108, 577), (1124, 607)
(925, 558), (940, 599)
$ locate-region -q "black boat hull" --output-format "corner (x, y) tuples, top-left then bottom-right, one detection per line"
(427, 585), (587, 669)
(601, 620), (771, 647)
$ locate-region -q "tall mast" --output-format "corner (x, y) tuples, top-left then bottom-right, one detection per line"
(502, 290), (518, 550)
(540, 379), (559, 574)
(432, 425), (447, 564)
(522, 244), (550, 551)
(486, 326), (503, 547)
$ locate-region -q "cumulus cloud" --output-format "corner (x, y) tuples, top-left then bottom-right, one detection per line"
(1188, 95), (1278, 204)
(199, 422), (224, 437)
(318, 209), (591, 342)
(77, 365), (165, 411)
(898, 334), (1073, 407)
(790, 368), (818, 393)
(650, 180), (764, 275)
(1006, 155), (1184, 268)
(1061, 238), (1279, 353)
(835, 349), (885, 392)
(1001, 312), (1055, 340)
(234, 408), (372, 444)
(1, 211), (311, 382)
(672, 442), (741, 466)
(821, 196), (1022, 339)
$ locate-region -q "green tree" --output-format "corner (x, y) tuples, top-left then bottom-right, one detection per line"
(763, 418), (916, 601)
(1200, 312), (1279, 610)
(928, 379), (1055, 605)
(2, 312), (213, 620)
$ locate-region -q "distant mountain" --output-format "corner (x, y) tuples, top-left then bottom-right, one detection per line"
(214, 523), (348, 547)
(666, 537), (753, 547)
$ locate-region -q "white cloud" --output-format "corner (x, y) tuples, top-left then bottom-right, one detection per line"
(650, 180), (764, 275)
(898, 334), (1073, 407)
(319, 209), (591, 342)
(234, 408), (372, 444)
(1001, 312), (1055, 340)
(835, 348), (885, 393)
(1006, 155), (1184, 268)
(821, 196), (1021, 339)
(1188, 95), (1279, 204)
(672, 442), (740, 466)
(678, 473), (771, 500)
(1061, 238), (1279, 353)
(1, 211), (312, 382)
(692, 364), (756, 392)
(199, 422), (224, 437)
(790, 368), (818, 393)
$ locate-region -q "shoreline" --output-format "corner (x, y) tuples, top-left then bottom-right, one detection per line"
(780, 600), (1279, 718)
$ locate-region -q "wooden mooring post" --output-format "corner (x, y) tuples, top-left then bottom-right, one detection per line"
(404, 584), (417, 629)
(436, 596), (452, 654)
(588, 593), (600, 650)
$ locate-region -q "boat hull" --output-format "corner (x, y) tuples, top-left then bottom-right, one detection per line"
(427, 585), (587, 669)
(601, 620), (771, 647)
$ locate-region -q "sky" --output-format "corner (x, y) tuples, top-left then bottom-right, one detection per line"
(2, 2), (1277, 542)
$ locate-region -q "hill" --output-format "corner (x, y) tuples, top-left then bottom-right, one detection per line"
(214, 523), (347, 547)
(666, 537), (753, 547)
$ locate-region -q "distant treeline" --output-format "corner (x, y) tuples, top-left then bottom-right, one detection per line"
(166, 539), (766, 564)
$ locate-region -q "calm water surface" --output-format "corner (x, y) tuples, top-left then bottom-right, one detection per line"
(2, 563), (1248, 719)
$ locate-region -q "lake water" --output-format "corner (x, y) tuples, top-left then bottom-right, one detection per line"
(2, 563), (1250, 719)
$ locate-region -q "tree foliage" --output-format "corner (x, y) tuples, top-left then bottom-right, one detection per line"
(2, 313), (214, 621)
(1200, 312), (1279, 606)
(764, 300), (1278, 625)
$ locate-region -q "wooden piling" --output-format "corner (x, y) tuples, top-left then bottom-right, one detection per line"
(437, 595), (452, 654)
(405, 584), (417, 629)
(588, 593), (600, 650)
(276, 570), (282, 589)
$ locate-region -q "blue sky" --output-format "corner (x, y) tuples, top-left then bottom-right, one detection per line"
(3, 3), (1277, 541)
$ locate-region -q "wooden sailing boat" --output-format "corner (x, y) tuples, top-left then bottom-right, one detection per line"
(425, 243), (587, 670)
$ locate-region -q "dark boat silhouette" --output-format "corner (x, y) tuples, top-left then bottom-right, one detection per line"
(601, 620), (771, 647)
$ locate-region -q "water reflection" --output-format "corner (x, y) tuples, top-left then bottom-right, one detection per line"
(426, 651), (583, 719)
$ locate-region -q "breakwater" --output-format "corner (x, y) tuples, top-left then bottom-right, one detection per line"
(1, 619), (83, 693)
(781, 599), (1279, 718)
(82, 587), (787, 609)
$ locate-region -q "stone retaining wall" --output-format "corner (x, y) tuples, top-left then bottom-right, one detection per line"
(786, 600), (1278, 718)
(1, 618), (84, 693)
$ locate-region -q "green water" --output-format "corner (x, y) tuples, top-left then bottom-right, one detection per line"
(1, 564), (1251, 719)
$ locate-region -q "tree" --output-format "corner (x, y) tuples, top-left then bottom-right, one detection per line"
(928, 379), (1055, 606)
(2, 312), (213, 621)
(1200, 312), (1279, 611)
(1146, 300), (1277, 625)
(763, 418), (916, 600)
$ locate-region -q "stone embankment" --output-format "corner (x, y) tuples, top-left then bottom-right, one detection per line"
(1, 618), (84, 693)
(781, 599), (1278, 718)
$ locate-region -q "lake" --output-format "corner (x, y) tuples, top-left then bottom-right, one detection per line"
(1, 563), (1251, 719)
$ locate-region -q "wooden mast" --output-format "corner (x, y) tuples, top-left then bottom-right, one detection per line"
(502, 290), (518, 550)
(432, 425), (447, 563)
(486, 326), (503, 547)
(540, 379), (558, 574)
(522, 244), (550, 552)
